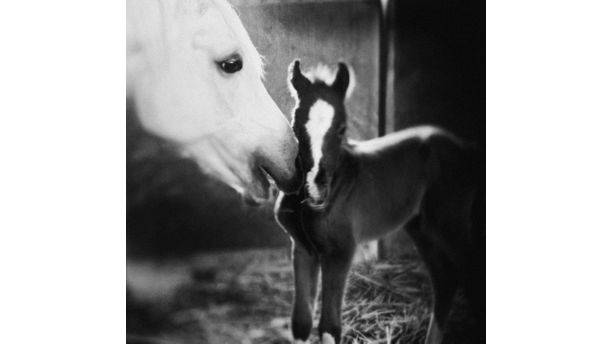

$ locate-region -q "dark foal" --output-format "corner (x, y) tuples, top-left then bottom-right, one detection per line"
(275, 60), (485, 344)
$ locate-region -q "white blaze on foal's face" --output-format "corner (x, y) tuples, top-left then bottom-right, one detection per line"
(305, 100), (335, 202)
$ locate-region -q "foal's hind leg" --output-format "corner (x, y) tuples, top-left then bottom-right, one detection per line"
(291, 242), (320, 343)
(406, 219), (458, 344)
(318, 241), (356, 344)
(464, 186), (486, 335)
(461, 224), (486, 343)
(423, 253), (457, 344)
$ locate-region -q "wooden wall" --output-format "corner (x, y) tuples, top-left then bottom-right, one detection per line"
(380, 0), (486, 258)
(233, 0), (381, 141)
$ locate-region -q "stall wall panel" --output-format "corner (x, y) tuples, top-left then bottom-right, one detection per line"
(380, 0), (485, 258)
(234, 0), (381, 141)
(390, 0), (485, 144)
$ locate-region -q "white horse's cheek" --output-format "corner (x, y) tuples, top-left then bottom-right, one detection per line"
(134, 62), (223, 142)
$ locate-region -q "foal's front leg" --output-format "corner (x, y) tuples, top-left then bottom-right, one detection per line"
(318, 241), (356, 344)
(291, 242), (320, 343)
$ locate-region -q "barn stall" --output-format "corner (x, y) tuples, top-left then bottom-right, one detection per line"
(127, 0), (484, 343)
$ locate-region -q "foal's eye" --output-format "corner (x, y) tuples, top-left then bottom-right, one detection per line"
(338, 126), (347, 135)
(216, 55), (243, 74)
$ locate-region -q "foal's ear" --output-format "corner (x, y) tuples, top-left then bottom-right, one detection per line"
(332, 62), (351, 97)
(288, 59), (310, 97)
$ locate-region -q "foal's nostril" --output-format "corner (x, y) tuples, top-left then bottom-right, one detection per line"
(319, 186), (329, 200)
(315, 169), (327, 185)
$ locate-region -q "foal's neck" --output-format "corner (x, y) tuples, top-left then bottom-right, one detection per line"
(326, 145), (360, 205)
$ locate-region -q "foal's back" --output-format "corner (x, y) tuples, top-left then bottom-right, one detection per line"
(344, 125), (476, 242)
(351, 125), (485, 341)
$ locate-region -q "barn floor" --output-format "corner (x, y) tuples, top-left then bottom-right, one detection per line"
(127, 248), (478, 344)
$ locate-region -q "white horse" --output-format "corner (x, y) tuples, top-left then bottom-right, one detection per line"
(127, 0), (301, 202)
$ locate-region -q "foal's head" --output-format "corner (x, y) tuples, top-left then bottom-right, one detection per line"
(288, 60), (352, 207)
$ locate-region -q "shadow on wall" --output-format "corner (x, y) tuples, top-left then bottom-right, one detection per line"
(234, 0), (381, 140)
(390, 0), (485, 145)
(380, 0), (486, 259)
(126, 100), (289, 259)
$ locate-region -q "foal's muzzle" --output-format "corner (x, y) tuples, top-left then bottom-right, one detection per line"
(306, 185), (329, 210)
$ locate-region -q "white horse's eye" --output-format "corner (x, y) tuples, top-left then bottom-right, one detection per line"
(217, 55), (243, 74)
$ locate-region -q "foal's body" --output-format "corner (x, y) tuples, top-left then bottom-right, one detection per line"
(275, 61), (484, 344)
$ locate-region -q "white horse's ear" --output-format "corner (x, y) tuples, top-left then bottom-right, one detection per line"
(332, 62), (352, 98)
(288, 59), (310, 99)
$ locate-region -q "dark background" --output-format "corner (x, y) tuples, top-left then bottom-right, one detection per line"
(382, 0), (485, 256)
(390, 0), (485, 144)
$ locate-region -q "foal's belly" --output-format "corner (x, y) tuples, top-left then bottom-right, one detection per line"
(349, 192), (423, 243)
(347, 146), (428, 244)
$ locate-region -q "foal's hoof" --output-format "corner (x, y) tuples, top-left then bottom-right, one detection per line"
(294, 340), (309, 344)
(321, 333), (336, 344)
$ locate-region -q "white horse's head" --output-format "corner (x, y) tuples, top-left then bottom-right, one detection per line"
(127, 0), (300, 202)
